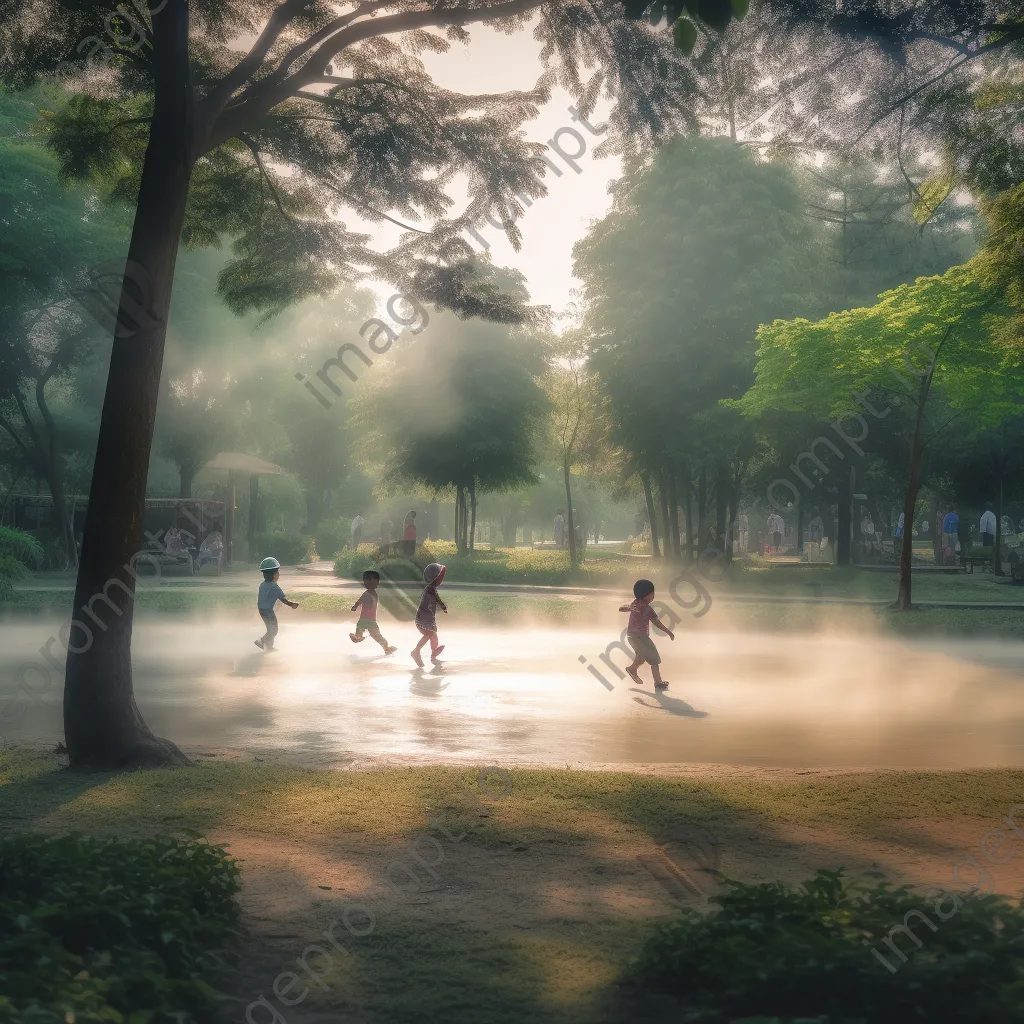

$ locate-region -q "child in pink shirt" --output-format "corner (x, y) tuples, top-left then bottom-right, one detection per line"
(350, 570), (397, 654)
(618, 578), (674, 690)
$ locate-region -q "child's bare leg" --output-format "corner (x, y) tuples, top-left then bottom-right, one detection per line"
(651, 663), (664, 685)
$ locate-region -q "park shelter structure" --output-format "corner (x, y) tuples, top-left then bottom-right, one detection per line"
(202, 452), (285, 563)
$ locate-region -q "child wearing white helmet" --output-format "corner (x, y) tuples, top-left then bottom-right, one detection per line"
(412, 562), (447, 666)
(256, 557), (298, 651)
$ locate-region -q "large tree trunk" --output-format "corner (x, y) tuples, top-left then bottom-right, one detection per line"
(697, 464), (707, 551)
(684, 469), (696, 564)
(247, 475), (259, 562)
(63, 2), (194, 770)
(640, 471), (660, 558)
(796, 502), (804, 554)
(714, 461), (728, 553)
(657, 471), (671, 561)
(726, 478), (739, 564)
(667, 465), (681, 562)
(455, 485), (465, 555)
(179, 463), (196, 499)
(896, 375), (932, 609)
(930, 497), (941, 565)
(469, 477), (477, 553)
(563, 457), (578, 571)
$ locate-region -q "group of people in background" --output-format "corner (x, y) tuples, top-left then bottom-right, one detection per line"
(553, 508), (589, 549)
(349, 509), (421, 556)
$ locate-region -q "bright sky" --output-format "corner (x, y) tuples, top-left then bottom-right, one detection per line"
(357, 20), (622, 316)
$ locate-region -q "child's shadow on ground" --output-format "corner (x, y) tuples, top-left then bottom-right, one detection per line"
(629, 688), (708, 718)
(409, 668), (451, 698)
(230, 652), (269, 677)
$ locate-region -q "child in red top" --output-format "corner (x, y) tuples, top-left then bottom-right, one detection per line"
(619, 578), (674, 690)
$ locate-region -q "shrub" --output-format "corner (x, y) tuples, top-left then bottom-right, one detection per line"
(0, 832), (241, 1023)
(629, 868), (1024, 1023)
(314, 517), (352, 561)
(254, 531), (316, 565)
(0, 526), (44, 569)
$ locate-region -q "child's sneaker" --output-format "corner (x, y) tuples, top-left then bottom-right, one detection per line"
(254, 639), (264, 650)
(350, 632), (364, 643)
(431, 645), (445, 662)
(384, 645), (398, 655)
(654, 680), (670, 691)
(411, 648), (424, 667)
(626, 668), (642, 685)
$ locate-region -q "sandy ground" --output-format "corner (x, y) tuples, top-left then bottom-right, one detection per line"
(216, 776), (1024, 1023)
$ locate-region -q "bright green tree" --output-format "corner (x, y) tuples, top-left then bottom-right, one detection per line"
(738, 263), (1022, 608)
(1, 0), (724, 770)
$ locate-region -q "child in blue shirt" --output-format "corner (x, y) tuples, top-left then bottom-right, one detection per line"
(256, 558), (298, 651)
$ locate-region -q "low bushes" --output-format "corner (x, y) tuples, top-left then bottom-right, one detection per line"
(333, 542), (632, 585)
(0, 526), (43, 602)
(0, 832), (241, 1023)
(630, 868), (1024, 1023)
(254, 531), (316, 566)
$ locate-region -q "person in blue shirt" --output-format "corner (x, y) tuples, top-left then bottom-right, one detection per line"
(256, 557), (298, 651)
(941, 508), (960, 564)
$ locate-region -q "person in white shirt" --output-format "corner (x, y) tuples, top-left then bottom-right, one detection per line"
(980, 504), (997, 547)
(554, 510), (566, 548)
(350, 514), (364, 550)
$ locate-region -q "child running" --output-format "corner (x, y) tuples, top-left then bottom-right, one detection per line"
(349, 570), (397, 654)
(256, 557), (298, 651)
(619, 579), (674, 690)
(412, 562), (447, 666)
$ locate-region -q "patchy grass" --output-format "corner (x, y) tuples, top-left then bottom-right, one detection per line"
(5, 750), (1023, 1024)
(3, 748), (1022, 842)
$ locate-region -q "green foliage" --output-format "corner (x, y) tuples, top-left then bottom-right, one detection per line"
(0, 833), (241, 1024)
(0, 526), (44, 569)
(740, 263), (1020, 427)
(254, 531), (316, 566)
(631, 868), (1024, 1022)
(314, 517), (353, 561)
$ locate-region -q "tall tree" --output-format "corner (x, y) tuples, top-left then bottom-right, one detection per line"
(0, 87), (127, 564)
(545, 331), (607, 572)
(2, 0), (725, 769)
(357, 288), (548, 556)
(738, 263), (1020, 608)
(575, 136), (824, 562)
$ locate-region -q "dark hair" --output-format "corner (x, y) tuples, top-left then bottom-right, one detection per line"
(363, 569), (380, 582)
(633, 579), (655, 599)
(262, 569), (277, 581)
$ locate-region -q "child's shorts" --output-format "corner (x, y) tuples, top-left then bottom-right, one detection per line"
(627, 632), (660, 665)
(355, 618), (384, 638)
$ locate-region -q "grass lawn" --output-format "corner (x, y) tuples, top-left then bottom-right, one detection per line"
(4, 748), (1024, 1023)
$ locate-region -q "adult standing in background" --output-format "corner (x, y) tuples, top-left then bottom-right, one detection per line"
(554, 509), (566, 548)
(942, 507), (960, 565)
(350, 514), (364, 550)
(767, 512), (783, 552)
(980, 504), (997, 547)
(403, 510), (417, 556)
